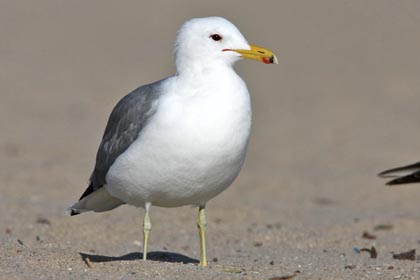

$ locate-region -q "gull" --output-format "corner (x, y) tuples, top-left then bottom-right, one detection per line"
(68, 16), (277, 267)
(379, 161), (420, 185)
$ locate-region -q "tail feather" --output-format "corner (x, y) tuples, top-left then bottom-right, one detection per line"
(67, 187), (124, 215)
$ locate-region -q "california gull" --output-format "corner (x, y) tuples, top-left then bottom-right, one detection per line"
(68, 16), (277, 267)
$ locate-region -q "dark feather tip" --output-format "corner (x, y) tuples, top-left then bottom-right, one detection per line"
(385, 176), (420, 186)
(70, 210), (80, 216)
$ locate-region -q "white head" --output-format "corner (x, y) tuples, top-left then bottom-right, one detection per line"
(174, 17), (277, 74)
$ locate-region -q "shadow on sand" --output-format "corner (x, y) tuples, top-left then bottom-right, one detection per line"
(79, 251), (199, 264)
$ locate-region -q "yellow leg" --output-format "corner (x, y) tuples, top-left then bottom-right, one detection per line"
(197, 205), (208, 267)
(143, 202), (152, 261)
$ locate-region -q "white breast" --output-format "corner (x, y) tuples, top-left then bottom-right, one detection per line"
(106, 69), (252, 207)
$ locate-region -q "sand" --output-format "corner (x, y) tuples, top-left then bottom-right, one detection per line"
(2, 1), (420, 279)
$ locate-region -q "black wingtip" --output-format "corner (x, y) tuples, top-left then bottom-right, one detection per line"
(378, 172), (387, 178)
(70, 210), (80, 216)
(79, 184), (96, 200)
(379, 162), (420, 177)
(378, 168), (402, 178)
(384, 177), (406, 186)
(385, 175), (420, 186)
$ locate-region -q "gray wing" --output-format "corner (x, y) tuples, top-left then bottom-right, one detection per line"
(79, 80), (163, 200)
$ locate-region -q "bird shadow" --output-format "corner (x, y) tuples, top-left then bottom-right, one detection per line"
(79, 251), (199, 264)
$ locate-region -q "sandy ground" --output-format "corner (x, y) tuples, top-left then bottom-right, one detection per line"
(2, 1), (420, 279)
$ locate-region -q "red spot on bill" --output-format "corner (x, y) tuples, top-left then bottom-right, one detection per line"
(262, 57), (271, 64)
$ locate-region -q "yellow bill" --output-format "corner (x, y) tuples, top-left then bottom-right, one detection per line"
(225, 44), (278, 64)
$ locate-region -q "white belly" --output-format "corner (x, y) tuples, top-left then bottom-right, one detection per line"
(106, 74), (252, 207)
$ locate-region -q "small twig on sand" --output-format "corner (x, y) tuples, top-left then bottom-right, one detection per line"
(84, 257), (93, 268)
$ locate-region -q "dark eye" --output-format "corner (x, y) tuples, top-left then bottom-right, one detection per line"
(210, 34), (222, 41)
